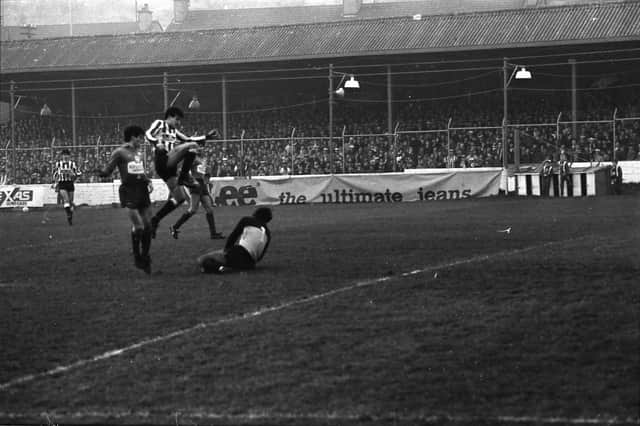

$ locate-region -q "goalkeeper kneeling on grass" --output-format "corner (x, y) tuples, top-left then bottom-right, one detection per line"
(197, 207), (272, 273)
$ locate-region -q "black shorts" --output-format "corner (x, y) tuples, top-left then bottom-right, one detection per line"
(57, 181), (75, 192)
(119, 181), (151, 210)
(189, 179), (210, 196)
(225, 245), (256, 270)
(154, 150), (177, 181)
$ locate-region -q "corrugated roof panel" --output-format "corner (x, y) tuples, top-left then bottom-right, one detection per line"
(1, 1), (639, 74)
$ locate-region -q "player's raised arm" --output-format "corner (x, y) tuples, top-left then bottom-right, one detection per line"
(73, 161), (82, 179)
(52, 163), (60, 186)
(97, 149), (121, 178)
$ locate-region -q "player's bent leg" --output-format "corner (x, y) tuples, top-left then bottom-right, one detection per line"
(60, 189), (73, 225)
(129, 210), (145, 267)
(198, 249), (227, 273)
(202, 195), (224, 239)
(135, 207), (153, 274)
(170, 181), (188, 203)
(151, 177), (185, 238)
(167, 142), (200, 168)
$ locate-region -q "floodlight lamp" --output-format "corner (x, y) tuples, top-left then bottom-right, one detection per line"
(334, 87), (345, 97)
(515, 67), (532, 80)
(40, 103), (52, 116)
(344, 75), (360, 89)
(188, 95), (201, 110)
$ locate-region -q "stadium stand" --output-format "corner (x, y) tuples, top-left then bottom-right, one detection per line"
(1, 0), (639, 183)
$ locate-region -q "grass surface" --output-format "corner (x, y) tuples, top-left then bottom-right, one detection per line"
(1, 195), (639, 425)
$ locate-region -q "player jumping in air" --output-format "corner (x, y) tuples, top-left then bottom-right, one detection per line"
(169, 147), (225, 240)
(97, 125), (154, 274)
(52, 149), (82, 225)
(145, 106), (219, 238)
(197, 207), (272, 274)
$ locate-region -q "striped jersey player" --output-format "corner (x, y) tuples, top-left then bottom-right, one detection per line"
(52, 149), (82, 225)
(144, 106), (219, 238)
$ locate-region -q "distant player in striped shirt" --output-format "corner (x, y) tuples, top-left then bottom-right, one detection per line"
(145, 106), (219, 238)
(169, 147), (225, 240)
(52, 149), (82, 225)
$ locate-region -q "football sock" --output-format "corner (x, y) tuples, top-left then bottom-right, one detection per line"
(174, 212), (193, 230)
(206, 212), (217, 235)
(64, 206), (72, 221)
(154, 198), (181, 222)
(141, 227), (152, 257)
(131, 228), (142, 258)
(179, 152), (196, 181)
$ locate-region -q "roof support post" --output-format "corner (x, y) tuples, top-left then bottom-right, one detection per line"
(329, 63), (334, 174)
(163, 72), (169, 111)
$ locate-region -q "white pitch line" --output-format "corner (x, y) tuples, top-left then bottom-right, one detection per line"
(0, 236), (594, 391)
(0, 410), (637, 425)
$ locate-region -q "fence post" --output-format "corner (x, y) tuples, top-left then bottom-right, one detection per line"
(341, 125), (347, 174)
(514, 128), (520, 170)
(393, 122), (400, 172)
(290, 127), (296, 175)
(447, 117), (452, 154)
(71, 80), (77, 147)
(328, 64), (334, 175)
(612, 108), (617, 161)
(556, 112), (562, 158)
(3, 141), (10, 184)
(502, 58), (509, 171)
(163, 72), (169, 111)
(240, 130), (245, 177)
(10, 81), (16, 183)
(569, 59), (577, 140)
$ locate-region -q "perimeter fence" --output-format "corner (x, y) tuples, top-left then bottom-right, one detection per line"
(1, 114), (638, 184)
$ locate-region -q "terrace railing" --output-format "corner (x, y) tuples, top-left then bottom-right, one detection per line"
(1, 115), (638, 184)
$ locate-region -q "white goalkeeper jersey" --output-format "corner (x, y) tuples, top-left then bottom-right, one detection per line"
(237, 226), (269, 262)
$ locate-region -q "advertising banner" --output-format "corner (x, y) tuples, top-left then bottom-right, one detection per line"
(40, 179), (170, 206)
(210, 170), (502, 206)
(0, 185), (44, 208)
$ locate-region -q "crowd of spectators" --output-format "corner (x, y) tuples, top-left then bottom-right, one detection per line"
(1, 90), (639, 184)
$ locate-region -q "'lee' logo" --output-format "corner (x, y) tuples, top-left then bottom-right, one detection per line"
(0, 187), (34, 206)
(215, 185), (257, 206)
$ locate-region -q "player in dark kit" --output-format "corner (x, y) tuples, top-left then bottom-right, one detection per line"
(97, 125), (154, 274)
(170, 148), (225, 240)
(197, 207), (272, 274)
(145, 106), (219, 238)
(52, 149), (82, 225)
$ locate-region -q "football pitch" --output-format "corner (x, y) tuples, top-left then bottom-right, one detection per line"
(1, 195), (639, 426)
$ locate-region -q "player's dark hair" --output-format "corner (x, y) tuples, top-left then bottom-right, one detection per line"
(124, 125), (145, 142)
(253, 207), (273, 224)
(165, 106), (184, 119)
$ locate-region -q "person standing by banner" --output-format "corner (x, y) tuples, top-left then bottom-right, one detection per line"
(540, 158), (553, 197)
(610, 160), (623, 195)
(559, 158), (573, 197)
